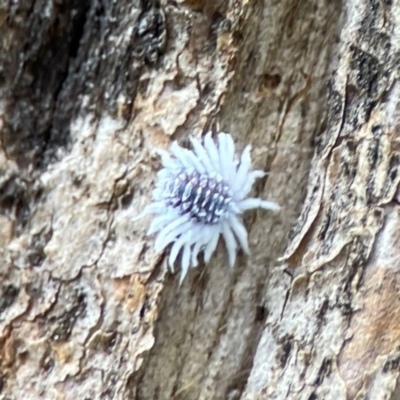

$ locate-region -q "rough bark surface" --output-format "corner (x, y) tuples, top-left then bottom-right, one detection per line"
(242, 1), (400, 399)
(0, 0), (398, 400)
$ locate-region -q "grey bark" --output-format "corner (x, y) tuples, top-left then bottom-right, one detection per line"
(0, 0), (399, 399)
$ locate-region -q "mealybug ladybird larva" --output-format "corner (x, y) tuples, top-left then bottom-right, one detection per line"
(135, 132), (280, 284)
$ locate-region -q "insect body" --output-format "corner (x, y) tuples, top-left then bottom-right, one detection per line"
(135, 132), (280, 283)
(165, 170), (232, 224)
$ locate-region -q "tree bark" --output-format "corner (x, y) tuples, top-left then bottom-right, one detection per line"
(0, 0), (399, 399)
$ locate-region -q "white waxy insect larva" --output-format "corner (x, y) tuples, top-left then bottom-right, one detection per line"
(221, 133), (235, 182)
(238, 170), (266, 200)
(191, 238), (204, 267)
(154, 218), (191, 252)
(232, 145), (252, 195)
(228, 213), (250, 255)
(204, 132), (220, 171)
(170, 142), (194, 170)
(218, 133), (230, 180)
(180, 243), (192, 283)
(172, 142), (206, 174)
(169, 230), (192, 270)
(147, 211), (175, 235)
(238, 198), (281, 212)
(221, 220), (237, 268)
(135, 132), (280, 283)
(189, 136), (214, 173)
(204, 227), (220, 264)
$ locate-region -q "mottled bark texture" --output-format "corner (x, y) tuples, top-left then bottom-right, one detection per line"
(0, 0), (399, 399)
